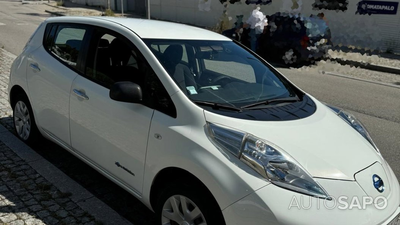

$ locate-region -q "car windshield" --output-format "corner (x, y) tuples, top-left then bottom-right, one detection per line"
(144, 39), (298, 109)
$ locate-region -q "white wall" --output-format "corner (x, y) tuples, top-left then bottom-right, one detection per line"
(70, 0), (108, 8)
(150, 0), (400, 53)
(150, 0), (224, 26)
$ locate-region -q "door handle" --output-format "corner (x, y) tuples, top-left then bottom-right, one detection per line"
(73, 89), (89, 100)
(29, 63), (41, 72)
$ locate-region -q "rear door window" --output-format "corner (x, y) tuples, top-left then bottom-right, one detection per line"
(85, 30), (142, 88)
(44, 24), (89, 72)
(85, 28), (177, 118)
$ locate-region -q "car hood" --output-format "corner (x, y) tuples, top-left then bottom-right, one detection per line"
(203, 96), (382, 181)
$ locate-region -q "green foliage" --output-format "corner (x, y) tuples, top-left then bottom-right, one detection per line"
(104, 9), (115, 16)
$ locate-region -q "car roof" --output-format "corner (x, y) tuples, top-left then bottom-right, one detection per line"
(45, 16), (231, 41)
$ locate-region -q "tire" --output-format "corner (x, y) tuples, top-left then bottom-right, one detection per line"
(12, 93), (40, 144)
(156, 183), (225, 225)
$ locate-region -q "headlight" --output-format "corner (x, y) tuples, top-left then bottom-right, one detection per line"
(206, 123), (330, 199)
(326, 105), (379, 152)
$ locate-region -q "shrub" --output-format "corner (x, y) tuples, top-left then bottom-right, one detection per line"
(104, 9), (115, 16)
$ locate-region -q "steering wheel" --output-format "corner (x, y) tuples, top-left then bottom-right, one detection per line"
(211, 76), (232, 86)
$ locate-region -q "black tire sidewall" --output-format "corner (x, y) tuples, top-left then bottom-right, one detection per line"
(156, 184), (225, 225)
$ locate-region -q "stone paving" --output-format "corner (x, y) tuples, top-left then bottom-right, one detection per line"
(0, 141), (98, 225)
(0, 49), (106, 225)
(0, 48), (14, 131)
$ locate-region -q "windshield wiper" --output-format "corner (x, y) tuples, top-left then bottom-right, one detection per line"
(193, 100), (242, 112)
(241, 97), (300, 109)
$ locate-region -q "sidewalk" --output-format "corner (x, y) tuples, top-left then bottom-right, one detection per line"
(327, 49), (400, 75)
(23, 0), (144, 18)
(0, 49), (132, 225)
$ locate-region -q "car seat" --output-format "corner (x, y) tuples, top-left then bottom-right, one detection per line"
(163, 45), (197, 94)
(109, 38), (141, 85)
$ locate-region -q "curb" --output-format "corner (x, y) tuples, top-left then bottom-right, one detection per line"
(43, 2), (68, 10)
(329, 58), (400, 75)
(21, 0), (48, 5)
(44, 9), (65, 16)
(320, 70), (400, 89)
(0, 124), (132, 225)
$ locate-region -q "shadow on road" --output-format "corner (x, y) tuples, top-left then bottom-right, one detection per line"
(30, 139), (158, 225)
(0, 140), (98, 224)
(17, 13), (51, 17)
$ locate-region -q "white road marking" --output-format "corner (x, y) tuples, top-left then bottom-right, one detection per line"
(0, 22), (5, 26)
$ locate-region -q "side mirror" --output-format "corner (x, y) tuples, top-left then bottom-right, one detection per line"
(110, 81), (142, 103)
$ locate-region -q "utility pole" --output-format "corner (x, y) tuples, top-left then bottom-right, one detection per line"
(147, 0), (151, 19)
(121, 0), (124, 16)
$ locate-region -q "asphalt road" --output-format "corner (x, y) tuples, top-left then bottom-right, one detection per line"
(1, 0), (400, 223)
(0, 0), (50, 55)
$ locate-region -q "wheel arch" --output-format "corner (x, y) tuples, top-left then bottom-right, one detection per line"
(9, 85), (28, 108)
(149, 166), (223, 215)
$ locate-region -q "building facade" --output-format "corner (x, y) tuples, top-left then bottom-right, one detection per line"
(70, 0), (146, 16)
(149, 0), (400, 53)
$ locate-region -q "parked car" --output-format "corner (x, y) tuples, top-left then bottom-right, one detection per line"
(259, 12), (332, 64)
(9, 16), (400, 225)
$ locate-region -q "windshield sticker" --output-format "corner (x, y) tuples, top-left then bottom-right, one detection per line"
(186, 86), (198, 95)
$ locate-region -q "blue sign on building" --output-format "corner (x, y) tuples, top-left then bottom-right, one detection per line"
(356, 1), (399, 15)
(245, 0), (272, 5)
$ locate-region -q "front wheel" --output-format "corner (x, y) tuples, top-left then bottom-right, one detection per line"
(13, 94), (40, 144)
(156, 184), (225, 225)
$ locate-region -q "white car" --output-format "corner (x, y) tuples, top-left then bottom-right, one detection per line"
(8, 16), (400, 225)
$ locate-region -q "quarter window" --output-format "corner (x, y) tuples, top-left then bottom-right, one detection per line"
(46, 25), (87, 69)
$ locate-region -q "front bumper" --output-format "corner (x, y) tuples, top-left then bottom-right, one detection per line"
(222, 163), (400, 225)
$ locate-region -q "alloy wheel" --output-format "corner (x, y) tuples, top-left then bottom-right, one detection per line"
(14, 101), (31, 140)
(162, 195), (207, 225)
